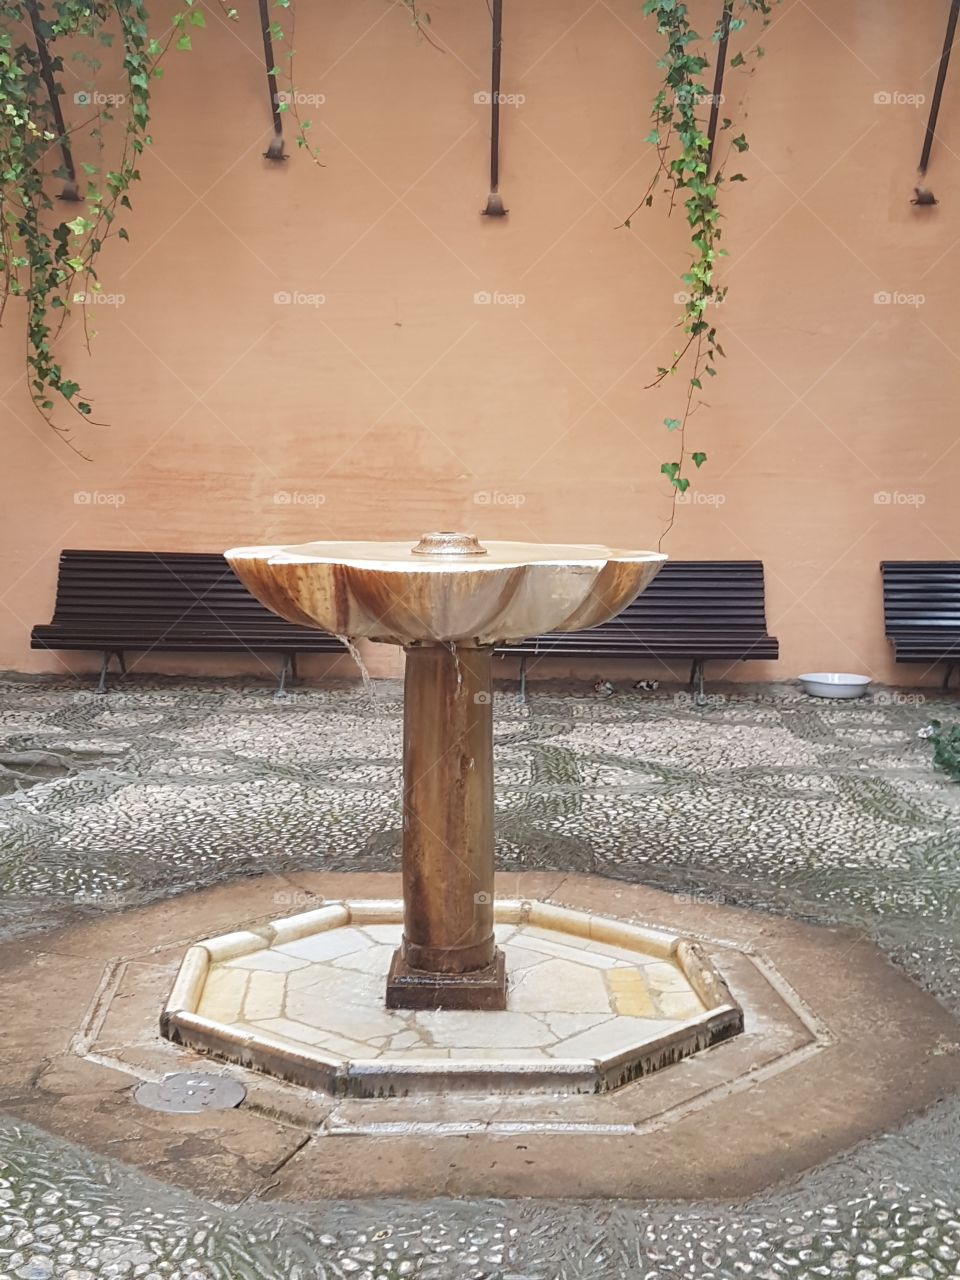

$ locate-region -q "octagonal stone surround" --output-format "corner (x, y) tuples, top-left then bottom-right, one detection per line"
(5, 873), (959, 1203)
(161, 900), (743, 1096)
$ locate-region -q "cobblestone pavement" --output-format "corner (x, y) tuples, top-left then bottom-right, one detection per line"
(1, 672), (959, 1279)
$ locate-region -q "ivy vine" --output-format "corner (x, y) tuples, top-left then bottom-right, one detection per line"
(3, 0), (776, 477)
(0, 1), (440, 450)
(626, 0), (779, 536)
(0, 0), (201, 452)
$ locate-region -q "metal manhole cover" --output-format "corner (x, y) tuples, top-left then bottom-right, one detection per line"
(134, 1071), (246, 1113)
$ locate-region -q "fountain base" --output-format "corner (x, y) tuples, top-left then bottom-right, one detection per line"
(161, 897), (740, 1096)
(386, 947), (507, 1011)
(13, 872), (958, 1202)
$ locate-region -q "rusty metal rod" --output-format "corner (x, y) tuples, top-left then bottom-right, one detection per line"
(920, 0), (960, 174)
(482, 0), (506, 216)
(25, 0), (81, 200)
(259, 0), (285, 160)
(705, 0), (733, 175)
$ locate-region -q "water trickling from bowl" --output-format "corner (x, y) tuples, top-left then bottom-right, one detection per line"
(336, 635), (375, 699)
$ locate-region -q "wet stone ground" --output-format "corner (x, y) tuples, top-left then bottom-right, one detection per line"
(1, 671), (959, 1279)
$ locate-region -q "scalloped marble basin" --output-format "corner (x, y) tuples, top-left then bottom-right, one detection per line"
(226, 534), (666, 646)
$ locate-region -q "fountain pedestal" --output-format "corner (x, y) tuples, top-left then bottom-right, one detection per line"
(387, 642), (504, 1010)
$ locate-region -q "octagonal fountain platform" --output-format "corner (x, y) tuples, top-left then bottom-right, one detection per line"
(162, 899), (740, 1096)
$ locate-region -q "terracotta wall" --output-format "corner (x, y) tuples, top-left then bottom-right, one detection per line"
(2, 0), (957, 686)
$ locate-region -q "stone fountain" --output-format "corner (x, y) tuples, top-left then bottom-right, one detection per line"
(162, 533), (744, 1095)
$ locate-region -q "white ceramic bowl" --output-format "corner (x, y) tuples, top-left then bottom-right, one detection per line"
(798, 672), (871, 699)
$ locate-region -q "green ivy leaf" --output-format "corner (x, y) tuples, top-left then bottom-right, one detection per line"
(691, 451), (707, 467)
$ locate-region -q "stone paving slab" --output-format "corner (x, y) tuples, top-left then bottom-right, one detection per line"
(173, 900), (725, 1095)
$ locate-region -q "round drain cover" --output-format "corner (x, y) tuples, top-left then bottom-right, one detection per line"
(134, 1071), (246, 1114)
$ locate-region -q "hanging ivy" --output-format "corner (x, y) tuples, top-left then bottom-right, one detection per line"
(624, 0), (779, 535)
(0, 0), (200, 451)
(0, 0), (439, 451)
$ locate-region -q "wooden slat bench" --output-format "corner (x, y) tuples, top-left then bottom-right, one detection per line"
(31, 549), (346, 695)
(495, 559), (779, 701)
(881, 560), (960, 688)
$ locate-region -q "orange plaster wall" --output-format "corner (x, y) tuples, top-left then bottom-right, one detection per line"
(1, 0), (957, 686)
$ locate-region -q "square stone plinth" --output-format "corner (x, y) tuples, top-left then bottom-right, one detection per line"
(385, 947), (507, 1011)
(161, 899), (742, 1096)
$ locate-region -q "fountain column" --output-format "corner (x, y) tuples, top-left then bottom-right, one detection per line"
(386, 641), (506, 1010)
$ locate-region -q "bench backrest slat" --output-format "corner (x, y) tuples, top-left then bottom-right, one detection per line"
(495, 559), (777, 660)
(32, 549), (344, 652)
(882, 562), (960, 631)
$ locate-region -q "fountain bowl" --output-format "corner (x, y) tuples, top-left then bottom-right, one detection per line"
(226, 535), (667, 646)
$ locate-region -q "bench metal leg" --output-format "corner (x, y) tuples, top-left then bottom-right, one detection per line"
(519, 654), (528, 703)
(95, 649), (125, 696)
(276, 653), (297, 698)
(95, 650), (110, 696)
(689, 658), (706, 706)
(943, 662), (956, 691)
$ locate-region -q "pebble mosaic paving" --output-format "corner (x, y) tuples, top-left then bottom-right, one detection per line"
(1, 672), (959, 1278)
